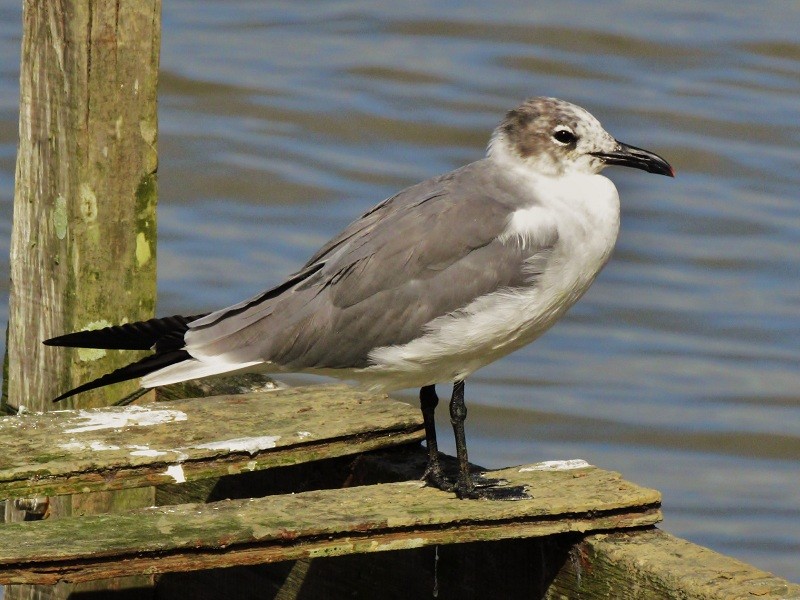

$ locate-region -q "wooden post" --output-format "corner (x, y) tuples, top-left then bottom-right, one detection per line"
(7, 0), (160, 411)
(4, 1), (161, 598)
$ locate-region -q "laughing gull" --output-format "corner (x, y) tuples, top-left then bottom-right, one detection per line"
(46, 97), (673, 499)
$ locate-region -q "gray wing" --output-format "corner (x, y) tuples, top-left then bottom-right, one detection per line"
(185, 159), (558, 369)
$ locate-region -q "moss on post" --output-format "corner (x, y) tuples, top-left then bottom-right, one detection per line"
(7, 0), (160, 411)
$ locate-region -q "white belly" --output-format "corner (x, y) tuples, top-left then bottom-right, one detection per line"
(350, 172), (621, 391)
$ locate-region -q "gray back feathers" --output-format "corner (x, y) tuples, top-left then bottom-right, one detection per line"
(184, 159), (557, 369)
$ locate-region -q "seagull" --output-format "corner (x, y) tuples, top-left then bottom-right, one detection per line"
(46, 97), (673, 500)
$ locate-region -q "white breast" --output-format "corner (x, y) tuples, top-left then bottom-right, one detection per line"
(519, 172), (620, 300)
(354, 171), (621, 391)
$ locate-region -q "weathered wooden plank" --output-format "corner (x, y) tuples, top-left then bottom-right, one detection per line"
(546, 529), (800, 600)
(155, 373), (288, 506)
(0, 462), (661, 585)
(0, 385), (423, 497)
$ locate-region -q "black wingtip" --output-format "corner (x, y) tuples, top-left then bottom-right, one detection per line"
(43, 334), (79, 348)
(52, 388), (81, 403)
(43, 314), (208, 351)
(51, 350), (191, 403)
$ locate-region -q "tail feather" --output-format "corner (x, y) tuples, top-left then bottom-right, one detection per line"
(46, 313), (209, 402)
(52, 350), (192, 402)
(44, 314), (208, 351)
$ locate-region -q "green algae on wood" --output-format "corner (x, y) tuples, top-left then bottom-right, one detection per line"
(0, 385), (424, 497)
(0, 462), (661, 585)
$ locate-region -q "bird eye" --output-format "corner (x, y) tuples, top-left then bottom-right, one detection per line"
(552, 128), (577, 145)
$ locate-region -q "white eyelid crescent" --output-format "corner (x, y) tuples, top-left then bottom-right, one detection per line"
(552, 126), (576, 145)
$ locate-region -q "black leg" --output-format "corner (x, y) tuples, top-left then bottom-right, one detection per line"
(449, 379), (476, 497)
(449, 379), (529, 501)
(419, 385), (453, 491)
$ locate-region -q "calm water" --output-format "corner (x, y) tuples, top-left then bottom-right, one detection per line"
(0, 0), (798, 584)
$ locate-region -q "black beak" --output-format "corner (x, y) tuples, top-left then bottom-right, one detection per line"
(591, 141), (674, 177)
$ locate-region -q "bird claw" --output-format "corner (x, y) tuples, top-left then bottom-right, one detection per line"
(454, 483), (530, 501)
(471, 474), (509, 489)
(421, 464), (456, 492)
(422, 463), (528, 500)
